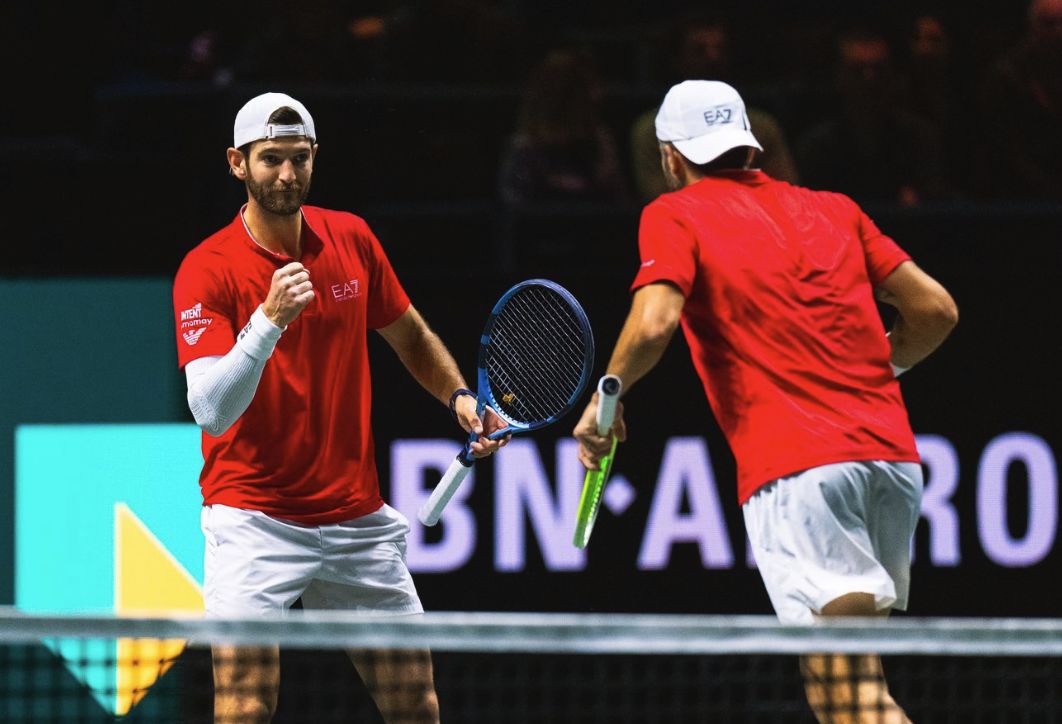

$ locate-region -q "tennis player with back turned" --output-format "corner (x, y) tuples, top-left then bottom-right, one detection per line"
(574, 80), (957, 723)
(173, 92), (508, 724)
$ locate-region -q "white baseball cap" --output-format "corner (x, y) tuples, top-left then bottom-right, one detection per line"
(233, 92), (316, 149)
(655, 80), (762, 164)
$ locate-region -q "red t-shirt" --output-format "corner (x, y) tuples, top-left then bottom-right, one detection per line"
(173, 205), (410, 524)
(632, 171), (920, 504)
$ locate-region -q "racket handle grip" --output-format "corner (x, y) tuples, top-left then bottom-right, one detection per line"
(418, 456), (473, 526)
(595, 375), (622, 436)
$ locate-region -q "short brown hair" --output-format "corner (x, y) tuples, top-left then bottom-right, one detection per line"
(237, 107), (307, 159)
(689, 146), (756, 174)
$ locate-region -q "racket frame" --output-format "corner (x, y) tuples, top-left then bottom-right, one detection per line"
(418, 279), (594, 527)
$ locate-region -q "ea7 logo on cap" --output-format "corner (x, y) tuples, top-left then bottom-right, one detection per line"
(703, 104), (739, 128)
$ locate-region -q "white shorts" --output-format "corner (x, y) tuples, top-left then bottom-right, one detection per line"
(742, 461), (923, 625)
(202, 503), (423, 617)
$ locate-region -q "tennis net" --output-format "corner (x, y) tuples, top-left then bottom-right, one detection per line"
(1, 609), (1060, 723)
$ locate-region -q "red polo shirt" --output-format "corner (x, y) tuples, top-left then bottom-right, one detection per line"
(632, 171), (920, 504)
(173, 206), (410, 523)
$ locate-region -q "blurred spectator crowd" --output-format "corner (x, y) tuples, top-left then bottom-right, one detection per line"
(4, 0), (1061, 274)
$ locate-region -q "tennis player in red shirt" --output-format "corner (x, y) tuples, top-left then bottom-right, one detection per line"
(174, 92), (505, 723)
(574, 81), (958, 723)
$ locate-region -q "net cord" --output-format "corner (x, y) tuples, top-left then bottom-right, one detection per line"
(1, 609), (1061, 656)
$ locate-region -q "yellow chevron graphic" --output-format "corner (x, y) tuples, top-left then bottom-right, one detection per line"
(114, 503), (204, 715)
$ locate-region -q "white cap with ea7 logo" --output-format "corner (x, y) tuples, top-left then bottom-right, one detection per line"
(654, 80), (762, 165)
(233, 92), (317, 148)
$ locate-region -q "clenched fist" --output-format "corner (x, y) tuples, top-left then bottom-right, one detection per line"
(262, 262), (314, 327)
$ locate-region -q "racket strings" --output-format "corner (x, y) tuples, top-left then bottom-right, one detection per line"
(490, 295), (586, 418)
(499, 293), (585, 394)
(487, 349), (575, 423)
(502, 289), (587, 373)
(485, 286), (590, 425)
(488, 332), (569, 422)
(505, 289), (587, 361)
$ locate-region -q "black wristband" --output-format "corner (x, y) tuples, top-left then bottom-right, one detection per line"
(448, 387), (475, 421)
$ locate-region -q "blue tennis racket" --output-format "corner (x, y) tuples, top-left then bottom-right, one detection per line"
(418, 279), (594, 526)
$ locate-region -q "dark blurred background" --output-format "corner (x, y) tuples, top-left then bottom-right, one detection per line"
(3, 0), (1060, 277)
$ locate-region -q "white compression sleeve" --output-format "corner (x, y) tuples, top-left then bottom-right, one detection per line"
(185, 306), (283, 436)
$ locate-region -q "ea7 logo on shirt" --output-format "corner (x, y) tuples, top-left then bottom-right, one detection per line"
(182, 327), (208, 346)
(331, 279), (361, 302)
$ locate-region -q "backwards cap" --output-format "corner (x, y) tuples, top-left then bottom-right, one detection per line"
(233, 92), (316, 148)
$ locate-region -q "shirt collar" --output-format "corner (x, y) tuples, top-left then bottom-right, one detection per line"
(235, 204), (325, 264)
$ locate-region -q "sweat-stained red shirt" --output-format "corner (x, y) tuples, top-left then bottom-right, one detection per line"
(632, 170), (920, 504)
(173, 205), (410, 524)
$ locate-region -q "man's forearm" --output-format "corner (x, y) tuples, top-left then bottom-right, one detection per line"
(186, 307), (282, 436)
(605, 284), (684, 394)
(875, 261), (958, 372)
(889, 308), (957, 370)
(605, 319), (674, 394)
(395, 324), (469, 405)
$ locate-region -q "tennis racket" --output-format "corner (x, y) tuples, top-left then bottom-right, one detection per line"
(418, 279), (595, 526)
(573, 374), (622, 548)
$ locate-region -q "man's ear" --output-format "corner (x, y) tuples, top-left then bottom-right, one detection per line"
(226, 147), (248, 180)
(662, 143), (682, 177)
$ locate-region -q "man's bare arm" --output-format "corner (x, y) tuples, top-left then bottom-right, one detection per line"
(377, 305), (507, 457)
(604, 282), (686, 392)
(376, 305), (468, 406)
(875, 261), (959, 370)
(572, 282), (685, 468)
